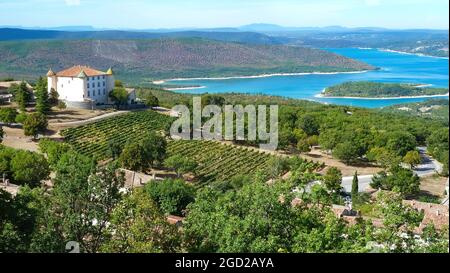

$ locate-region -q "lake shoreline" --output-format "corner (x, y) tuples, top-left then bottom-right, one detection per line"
(165, 86), (207, 91)
(316, 92), (450, 100)
(358, 47), (449, 60)
(154, 70), (371, 83)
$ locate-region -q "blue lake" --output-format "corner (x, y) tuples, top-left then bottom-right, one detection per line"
(166, 48), (449, 108)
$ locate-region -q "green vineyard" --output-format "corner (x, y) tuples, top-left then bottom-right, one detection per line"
(167, 140), (278, 186)
(61, 110), (321, 187)
(61, 110), (174, 159)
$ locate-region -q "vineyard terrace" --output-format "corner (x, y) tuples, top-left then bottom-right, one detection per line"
(170, 97), (279, 151)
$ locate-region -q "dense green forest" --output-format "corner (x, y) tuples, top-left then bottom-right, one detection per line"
(322, 81), (449, 97)
(382, 99), (449, 125)
(0, 38), (374, 83)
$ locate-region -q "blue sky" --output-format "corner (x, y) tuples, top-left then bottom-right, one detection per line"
(0, 0), (448, 29)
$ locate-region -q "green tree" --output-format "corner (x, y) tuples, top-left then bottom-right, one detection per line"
(145, 178), (196, 216)
(107, 138), (123, 160)
(307, 135), (319, 147)
(142, 92), (159, 107)
(319, 128), (341, 151)
(100, 188), (181, 253)
(0, 187), (41, 253)
(164, 155), (198, 178)
(35, 77), (50, 114)
(10, 150), (50, 187)
(49, 88), (59, 105)
(201, 94), (225, 107)
(114, 80), (124, 87)
(370, 167), (420, 196)
(23, 112), (47, 139)
(403, 150), (421, 169)
(0, 107), (18, 124)
(0, 146), (15, 175)
(120, 133), (167, 172)
(119, 142), (145, 171)
(14, 112), (27, 124)
(10, 82), (31, 112)
(386, 131), (417, 157)
(351, 171), (359, 199)
(38, 139), (72, 168)
(333, 141), (359, 164)
(49, 154), (124, 253)
(297, 114), (320, 136)
(322, 167), (343, 193)
(296, 139), (311, 153)
(367, 147), (401, 169)
(109, 88), (129, 109)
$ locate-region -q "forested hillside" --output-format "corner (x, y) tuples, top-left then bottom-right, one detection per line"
(0, 38), (374, 82)
(322, 81), (449, 97)
(382, 99), (449, 125)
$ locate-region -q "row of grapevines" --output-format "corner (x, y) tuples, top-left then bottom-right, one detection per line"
(61, 110), (173, 159)
(167, 140), (277, 187)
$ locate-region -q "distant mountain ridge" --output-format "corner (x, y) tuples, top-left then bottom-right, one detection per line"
(2, 25), (447, 57)
(0, 28), (287, 45)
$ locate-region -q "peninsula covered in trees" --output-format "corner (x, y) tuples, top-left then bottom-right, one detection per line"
(321, 81), (449, 98)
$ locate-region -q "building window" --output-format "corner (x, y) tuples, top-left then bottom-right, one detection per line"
(88, 91), (90, 97)
(98, 82), (100, 87)
(103, 89), (106, 95)
(87, 83), (90, 88)
(103, 82), (106, 87)
(98, 90), (100, 96)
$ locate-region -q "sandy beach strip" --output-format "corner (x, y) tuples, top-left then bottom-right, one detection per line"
(162, 70), (371, 82)
(165, 86), (207, 91)
(315, 93), (449, 100)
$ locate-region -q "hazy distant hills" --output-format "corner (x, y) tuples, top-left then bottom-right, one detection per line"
(0, 28), (287, 45)
(0, 38), (374, 82)
(1, 25), (447, 57)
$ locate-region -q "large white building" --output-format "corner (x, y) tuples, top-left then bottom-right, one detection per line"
(47, 65), (116, 106)
(47, 65), (138, 109)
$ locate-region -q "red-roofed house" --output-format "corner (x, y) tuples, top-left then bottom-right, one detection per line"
(47, 65), (115, 107)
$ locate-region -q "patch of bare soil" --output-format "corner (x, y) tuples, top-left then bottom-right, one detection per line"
(301, 148), (383, 177)
(419, 175), (448, 198)
(2, 127), (39, 152)
(47, 107), (111, 125)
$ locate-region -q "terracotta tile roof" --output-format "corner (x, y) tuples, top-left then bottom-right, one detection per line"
(403, 200), (449, 232)
(55, 65), (107, 77)
(167, 215), (184, 226)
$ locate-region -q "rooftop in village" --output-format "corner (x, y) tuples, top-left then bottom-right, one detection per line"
(47, 65), (114, 78)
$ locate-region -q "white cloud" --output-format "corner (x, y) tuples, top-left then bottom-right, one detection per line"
(365, 0), (381, 6)
(65, 0), (80, 6)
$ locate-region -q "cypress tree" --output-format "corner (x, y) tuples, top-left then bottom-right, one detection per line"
(351, 171), (359, 199)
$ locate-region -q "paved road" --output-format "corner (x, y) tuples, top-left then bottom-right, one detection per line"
(341, 175), (374, 193)
(338, 147), (442, 193)
(415, 147), (443, 177)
